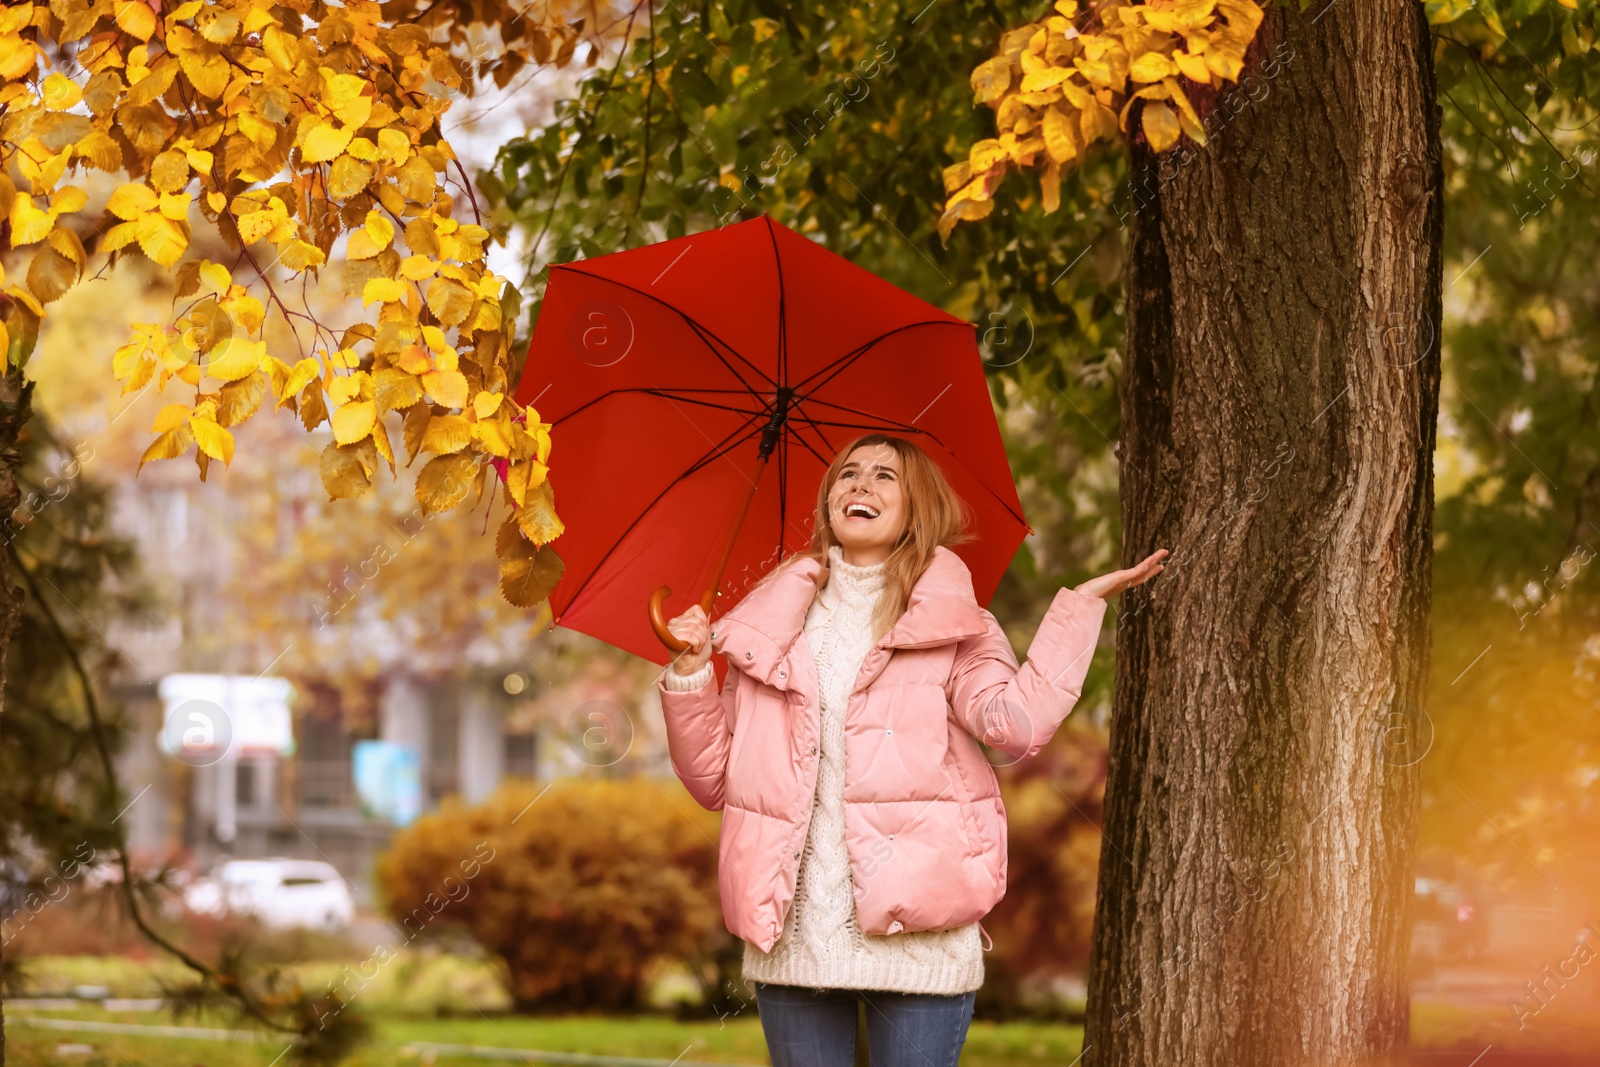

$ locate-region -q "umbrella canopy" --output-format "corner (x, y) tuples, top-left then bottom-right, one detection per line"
(511, 214), (1032, 668)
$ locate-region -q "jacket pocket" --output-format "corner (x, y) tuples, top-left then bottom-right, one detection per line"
(724, 674), (757, 779)
(942, 751), (982, 862)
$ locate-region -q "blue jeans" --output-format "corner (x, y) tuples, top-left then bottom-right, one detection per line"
(752, 981), (976, 1067)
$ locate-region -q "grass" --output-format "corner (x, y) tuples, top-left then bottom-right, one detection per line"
(6, 1004), (1086, 1067)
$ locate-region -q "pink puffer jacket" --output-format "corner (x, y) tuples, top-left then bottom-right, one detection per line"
(655, 545), (1107, 953)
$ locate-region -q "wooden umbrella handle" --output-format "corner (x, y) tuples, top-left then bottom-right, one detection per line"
(649, 453), (772, 655)
(648, 584), (716, 654)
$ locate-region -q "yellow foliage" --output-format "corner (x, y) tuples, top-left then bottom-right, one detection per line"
(5, 0), (599, 615)
(942, 0), (1266, 239)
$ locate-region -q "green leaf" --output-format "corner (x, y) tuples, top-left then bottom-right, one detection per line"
(1424, 0), (1477, 24)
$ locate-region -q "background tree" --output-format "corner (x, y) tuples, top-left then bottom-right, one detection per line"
(1, 413), (156, 974)
(0, 0), (610, 1054)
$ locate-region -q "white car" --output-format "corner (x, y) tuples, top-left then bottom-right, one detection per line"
(184, 859), (356, 930)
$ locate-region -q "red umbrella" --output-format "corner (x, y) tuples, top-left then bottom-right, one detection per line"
(509, 214), (1032, 670)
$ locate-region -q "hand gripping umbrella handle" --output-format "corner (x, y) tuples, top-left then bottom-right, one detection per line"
(649, 585), (717, 655)
(649, 451), (774, 655)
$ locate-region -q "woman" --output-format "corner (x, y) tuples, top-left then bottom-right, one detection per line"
(657, 433), (1165, 1067)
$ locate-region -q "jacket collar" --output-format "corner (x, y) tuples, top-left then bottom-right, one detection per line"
(709, 545), (989, 687)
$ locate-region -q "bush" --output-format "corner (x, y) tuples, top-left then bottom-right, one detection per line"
(376, 778), (725, 1012)
(976, 729), (1105, 1020)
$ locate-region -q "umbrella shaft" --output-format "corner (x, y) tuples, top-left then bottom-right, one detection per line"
(758, 386), (793, 460)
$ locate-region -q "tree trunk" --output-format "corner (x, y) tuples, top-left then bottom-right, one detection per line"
(0, 364), (33, 1067)
(1084, 5), (1442, 1066)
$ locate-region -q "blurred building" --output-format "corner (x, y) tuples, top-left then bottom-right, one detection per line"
(102, 448), (671, 907)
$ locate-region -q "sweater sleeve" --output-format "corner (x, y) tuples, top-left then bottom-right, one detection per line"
(946, 586), (1107, 762)
(661, 660), (714, 691)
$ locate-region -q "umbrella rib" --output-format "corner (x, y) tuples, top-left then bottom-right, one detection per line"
(782, 416), (835, 468)
(790, 395), (925, 437)
(764, 216), (788, 387)
(679, 418), (771, 480)
(551, 263), (777, 391)
(777, 416), (788, 564)
(552, 411), (774, 620)
(791, 320), (973, 396)
(550, 387), (771, 428)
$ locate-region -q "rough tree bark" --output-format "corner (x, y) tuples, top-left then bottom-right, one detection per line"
(0, 365), (31, 1067)
(1084, 4), (1442, 1066)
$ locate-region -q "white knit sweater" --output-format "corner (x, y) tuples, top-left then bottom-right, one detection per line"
(663, 544), (984, 994)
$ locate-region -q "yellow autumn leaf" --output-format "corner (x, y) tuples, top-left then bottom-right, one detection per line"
(1141, 101), (1181, 152)
(396, 344), (434, 374)
(322, 70), (368, 111)
(415, 452), (478, 514)
(1021, 67), (1072, 93)
(378, 128), (412, 165)
(1041, 160), (1061, 214)
(109, 183), (159, 221)
(345, 227), (385, 260)
(498, 523), (564, 607)
(199, 260), (232, 296)
(41, 73), (82, 110)
(332, 399), (377, 445)
(422, 414), (472, 454)
(101, 221), (142, 254)
(364, 210), (395, 249)
(136, 213), (188, 266)
(328, 156), (374, 199)
(425, 277), (474, 326)
(1173, 51), (1212, 84)
(327, 372), (366, 406)
(206, 337), (265, 382)
(1042, 107), (1078, 164)
(362, 277), (405, 305)
(180, 49), (230, 99)
(140, 427), (195, 472)
(972, 55), (1012, 103)
(190, 416), (235, 465)
(399, 255), (437, 280)
(0, 36), (40, 82)
(10, 196), (56, 246)
(152, 402), (192, 434)
(114, 0), (157, 41)
(159, 192), (193, 221)
(196, 7), (241, 43)
(474, 416), (512, 458)
(336, 94), (373, 130)
(1129, 51), (1176, 83)
(1204, 49), (1245, 82)
(280, 240), (327, 271)
(276, 357), (321, 403)
(516, 479), (565, 544)
(301, 122), (353, 164)
(473, 391), (504, 419)
(73, 131), (123, 172)
(236, 207), (282, 245)
(422, 367), (468, 409)
(238, 110), (279, 153)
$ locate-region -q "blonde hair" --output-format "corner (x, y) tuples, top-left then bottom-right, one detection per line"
(750, 434), (977, 643)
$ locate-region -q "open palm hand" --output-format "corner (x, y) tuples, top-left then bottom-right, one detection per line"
(1074, 549), (1169, 600)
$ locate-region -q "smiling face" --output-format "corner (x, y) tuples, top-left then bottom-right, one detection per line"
(827, 443), (908, 565)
